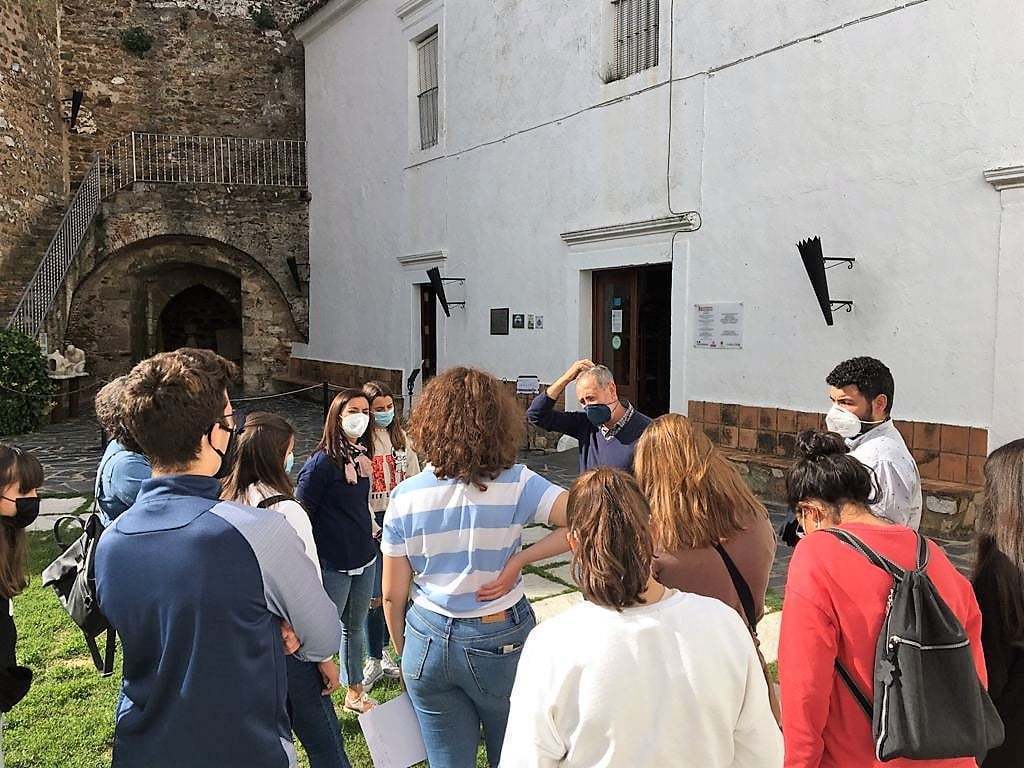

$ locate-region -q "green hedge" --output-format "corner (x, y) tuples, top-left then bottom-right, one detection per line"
(0, 330), (55, 436)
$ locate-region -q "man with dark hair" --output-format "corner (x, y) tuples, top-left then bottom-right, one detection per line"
(94, 349), (341, 768)
(825, 356), (922, 528)
(93, 376), (151, 525)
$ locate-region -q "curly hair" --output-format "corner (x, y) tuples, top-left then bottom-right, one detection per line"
(826, 356), (894, 413)
(410, 367), (524, 489)
(634, 414), (767, 552)
(568, 468), (653, 611)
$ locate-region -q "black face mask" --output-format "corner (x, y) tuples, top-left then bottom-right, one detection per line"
(208, 424), (238, 480)
(1, 496), (41, 529)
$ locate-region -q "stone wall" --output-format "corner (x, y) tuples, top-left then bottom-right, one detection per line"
(0, 0), (66, 268)
(59, 0), (310, 179)
(59, 182), (308, 393)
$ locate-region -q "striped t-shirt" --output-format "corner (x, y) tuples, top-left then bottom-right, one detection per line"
(381, 463), (564, 618)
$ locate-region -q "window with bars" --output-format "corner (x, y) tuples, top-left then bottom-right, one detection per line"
(612, 0), (660, 81)
(417, 32), (439, 150)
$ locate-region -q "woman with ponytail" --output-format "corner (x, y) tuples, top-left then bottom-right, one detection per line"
(501, 468), (783, 768)
(779, 430), (986, 767)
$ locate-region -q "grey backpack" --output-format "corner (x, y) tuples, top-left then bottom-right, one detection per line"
(827, 529), (1004, 762)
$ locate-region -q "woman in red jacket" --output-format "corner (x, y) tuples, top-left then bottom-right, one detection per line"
(778, 430), (987, 768)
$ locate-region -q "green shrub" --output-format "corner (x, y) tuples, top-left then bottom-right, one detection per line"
(0, 330), (55, 436)
(120, 26), (153, 57)
(251, 3), (278, 30)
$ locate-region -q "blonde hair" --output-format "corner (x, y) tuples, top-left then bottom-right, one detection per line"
(568, 468), (653, 611)
(634, 413), (767, 551)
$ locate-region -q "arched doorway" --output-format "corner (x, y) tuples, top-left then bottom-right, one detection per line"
(158, 284), (243, 367)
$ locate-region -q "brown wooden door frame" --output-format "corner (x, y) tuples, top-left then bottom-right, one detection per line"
(419, 284), (437, 382)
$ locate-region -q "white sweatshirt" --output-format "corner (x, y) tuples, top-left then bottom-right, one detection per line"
(242, 483), (322, 582)
(500, 589), (783, 768)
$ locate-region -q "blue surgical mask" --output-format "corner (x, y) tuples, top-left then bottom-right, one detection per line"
(584, 403), (614, 428)
(284, 453), (295, 474)
(374, 409), (395, 428)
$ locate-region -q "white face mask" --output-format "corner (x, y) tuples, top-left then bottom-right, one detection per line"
(341, 413), (370, 439)
(825, 404), (884, 438)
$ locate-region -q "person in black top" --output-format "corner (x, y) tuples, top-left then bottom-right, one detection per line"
(0, 444), (43, 756)
(973, 438), (1024, 768)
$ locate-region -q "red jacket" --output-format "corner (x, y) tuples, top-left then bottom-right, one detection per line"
(779, 522), (987, 768)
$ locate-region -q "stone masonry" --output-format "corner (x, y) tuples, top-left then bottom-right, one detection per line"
(0, 0), (67, 275)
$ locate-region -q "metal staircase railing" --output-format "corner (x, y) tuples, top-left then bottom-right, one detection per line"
(5, 132), (307, 339)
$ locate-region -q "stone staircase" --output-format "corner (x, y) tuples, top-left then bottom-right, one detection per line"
(0, 203), (67, 326)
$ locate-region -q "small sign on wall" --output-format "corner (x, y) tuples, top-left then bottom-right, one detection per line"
(490, 308), (510, 335)
(694, 302), (743, 349)
(512, 314), (525, 329)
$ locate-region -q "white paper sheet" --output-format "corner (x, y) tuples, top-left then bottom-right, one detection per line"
(358, 693), (428, 768)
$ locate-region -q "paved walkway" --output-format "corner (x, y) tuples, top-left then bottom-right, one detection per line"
(10, 395), (975, 664)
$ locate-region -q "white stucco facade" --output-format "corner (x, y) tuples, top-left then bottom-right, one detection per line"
(296, 0), (1024, 449)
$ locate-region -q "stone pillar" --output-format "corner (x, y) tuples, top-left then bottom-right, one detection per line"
(984, 166), (1024, 452)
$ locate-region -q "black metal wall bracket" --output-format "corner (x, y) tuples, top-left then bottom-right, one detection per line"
(829, 301), (854, 313)
(824, 258), (856, 270)
(441, 277), (466, 309)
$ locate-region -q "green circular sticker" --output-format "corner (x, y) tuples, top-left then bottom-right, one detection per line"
(611, 335), (622, 350)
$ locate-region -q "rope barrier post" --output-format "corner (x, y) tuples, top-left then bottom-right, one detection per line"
(322, 381), (330, 423)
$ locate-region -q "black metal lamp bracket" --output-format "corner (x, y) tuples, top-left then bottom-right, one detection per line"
(823, 257), (856, 270)
(829, 301), (854, 313)
(441, 277), (466, 309)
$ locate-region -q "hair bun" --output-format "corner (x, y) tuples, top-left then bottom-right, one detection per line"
(796, 429), (849, 459)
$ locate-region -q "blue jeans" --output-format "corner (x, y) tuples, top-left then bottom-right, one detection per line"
(321, 562), (375, 687)
(285, 655), (351, 768)
(366, 535), (390, 659)
(403, 597), (536, 768)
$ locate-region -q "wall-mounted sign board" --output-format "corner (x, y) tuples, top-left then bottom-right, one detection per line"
(490, 308), (510, 335)
(694, 302), (743, 349)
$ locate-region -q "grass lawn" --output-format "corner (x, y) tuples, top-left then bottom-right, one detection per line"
(7, 527), (490, 768)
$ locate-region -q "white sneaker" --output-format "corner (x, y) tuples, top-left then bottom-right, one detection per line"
(382, 649), (401, 678)
(361, 658), (384, 690)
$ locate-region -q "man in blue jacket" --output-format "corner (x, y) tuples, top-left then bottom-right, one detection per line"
(527, 360), (652, 473)
(95, 348), (342, 768)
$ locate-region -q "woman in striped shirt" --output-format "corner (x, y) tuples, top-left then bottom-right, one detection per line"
(382, 367), (569, 768)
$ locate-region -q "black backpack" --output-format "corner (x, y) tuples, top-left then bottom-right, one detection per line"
(40, 513), (116, 676)
(826, 529), (1004, 762)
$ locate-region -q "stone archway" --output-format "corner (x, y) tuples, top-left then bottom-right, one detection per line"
(158, 284), (243, 368)
(66, 233), (300, 392)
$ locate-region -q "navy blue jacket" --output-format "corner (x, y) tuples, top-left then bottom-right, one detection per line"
(295, 450), (376, 572)
(526, 393), (652, 473)
(94, 475), (341, 768)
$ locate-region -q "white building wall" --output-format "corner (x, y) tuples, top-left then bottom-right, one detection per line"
(297, 0), (1024, 439)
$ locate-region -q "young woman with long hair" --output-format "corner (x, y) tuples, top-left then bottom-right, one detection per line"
(381, 367), (569, 768)
(296, 389), (378, 714)
(0, 445), (43, 758)
(222, 412), (349, 768)
(360, 380), (420, 690)
(973, 439), (1024, 768)
(779, 431), (987, 767)
(501, 467), (783, 767)
(633, 414), (776, 625)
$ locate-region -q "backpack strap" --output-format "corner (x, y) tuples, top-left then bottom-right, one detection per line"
(914, 531), (930, 572)
(713, 543), (759, 635)
(257, 494), (292, 510)
(823, 528), (905, 581)
(85, 630), (117, 677)
(835, 660), (873, 718)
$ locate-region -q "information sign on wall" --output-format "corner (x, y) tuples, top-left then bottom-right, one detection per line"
(694, 303), (743, 349)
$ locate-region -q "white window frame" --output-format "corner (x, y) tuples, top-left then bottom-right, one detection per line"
(399, 0), (445, 163)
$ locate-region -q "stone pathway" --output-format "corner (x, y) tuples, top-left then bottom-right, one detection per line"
(8, 395), (974, 666)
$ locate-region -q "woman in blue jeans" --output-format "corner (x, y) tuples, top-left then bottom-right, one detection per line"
(297, 388), (378, 714)
(381, 367), (570, 768)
